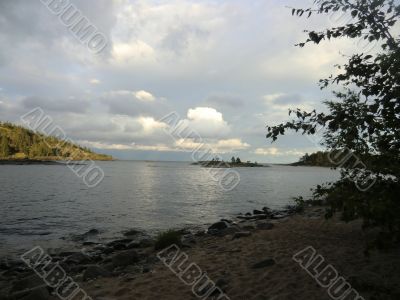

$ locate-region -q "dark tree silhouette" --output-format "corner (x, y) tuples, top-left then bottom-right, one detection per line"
(267, 0), (400, 247)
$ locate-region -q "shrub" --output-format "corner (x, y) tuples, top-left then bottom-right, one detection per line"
(154, 230), (182, 251)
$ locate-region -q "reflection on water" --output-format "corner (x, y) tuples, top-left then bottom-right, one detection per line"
(0, 161), (339, 256)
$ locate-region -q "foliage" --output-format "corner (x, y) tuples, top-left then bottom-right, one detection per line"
(230, 156), (243, 164)
(267, 0), (400, 246)
(293, 196), (326, 214)
(0, 121), (112, 160)
(294, 151), (335, 167)
(0, 135), (11, 157)
(195, 158), (261, 168)
(154, 230), (182, 251)
(29, 141), (52, 158)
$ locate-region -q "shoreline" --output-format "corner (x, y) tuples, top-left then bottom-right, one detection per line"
(2, 205), (399, 299)
(0, 206), (298, 259)
(0, 159), (113, 165)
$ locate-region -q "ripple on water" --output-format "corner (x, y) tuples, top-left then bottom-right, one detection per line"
(0, 162), (340, 256)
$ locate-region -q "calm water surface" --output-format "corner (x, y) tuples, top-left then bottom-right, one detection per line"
(0, 161), (339, 256)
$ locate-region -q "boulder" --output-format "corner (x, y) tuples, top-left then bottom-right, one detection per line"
(58, 251), (77, 257)
(220, 219), (232, 224)
(182, 234), (196, 245)
(208, 221), (229, 231)
(111, 250), (140, 268)
(86, 229), (100, 235)
(212, 277), (229, 294)
(10, 274), (45, 294)
(215, 277), (229, 289)
(0, 258), (24, 271)
(14, 286), (49, 300)
(111, 243), (127, 251)
(138, 238), (154, 248)
(208, 226), (240, 237)
(126, 241), (141, 249)
(251, 258), (276, 269)
(69, 264), (88, 274)
(262, 207), (271, 213)
(176, 229), (191, 235)
(83, 265), (111, 281)
(253, 210), (264, 215)
(107, 239), (134, 251)
(142, 265), (151, 273)
(71, 229), (99, 241)
(65, 252), (92, 264)
(82, 241), (99, 246)
(107, 239), (133, 247)
(194, 230), (206, 237)
(241, 225), (255, 231)
(271, 213), (287, 220)
(237, 214), (268, 221)
(101, 247), (114, 255)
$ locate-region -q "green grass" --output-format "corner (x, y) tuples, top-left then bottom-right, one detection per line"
(154, 230), (182, 250)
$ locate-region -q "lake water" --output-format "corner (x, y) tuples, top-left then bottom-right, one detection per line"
(0, 161), (340, 256)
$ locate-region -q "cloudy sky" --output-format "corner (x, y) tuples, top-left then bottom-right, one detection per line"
(0, 0), (370, 162)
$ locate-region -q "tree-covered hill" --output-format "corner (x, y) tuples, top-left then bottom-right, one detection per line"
(291, 152), (335, 167)
(0, 122), (112, 161)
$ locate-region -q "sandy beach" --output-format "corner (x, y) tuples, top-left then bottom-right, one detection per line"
(79, 208), (399, 300)
(4, 206), (396, 300)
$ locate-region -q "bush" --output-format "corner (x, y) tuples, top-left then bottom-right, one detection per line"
(154, 230), (182, 250)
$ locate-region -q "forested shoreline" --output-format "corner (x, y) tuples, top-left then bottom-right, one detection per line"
(0, 122), (112, 161)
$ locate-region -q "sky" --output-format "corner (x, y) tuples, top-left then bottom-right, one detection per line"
(0, 0), (374, 163)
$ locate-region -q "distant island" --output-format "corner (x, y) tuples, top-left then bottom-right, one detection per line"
(0, 122), (112, 161)
(193, 156), (264, 168)
(290, 151), (335, 167)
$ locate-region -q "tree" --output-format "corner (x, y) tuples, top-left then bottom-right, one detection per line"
(0, 135), (10, 158)
(29, 142), (51, 158)
(267, 0), (400, 247)
(300, 153), (310, 162)
(231, 156), (236, 164)
(236, 157), (241, 164)
(13, 127), (31, 154)
(1, 122), (112, 160)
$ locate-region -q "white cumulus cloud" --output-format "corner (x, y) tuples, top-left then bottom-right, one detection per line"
(177, 107), (230, 138)
(134, 90), (155, 102)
